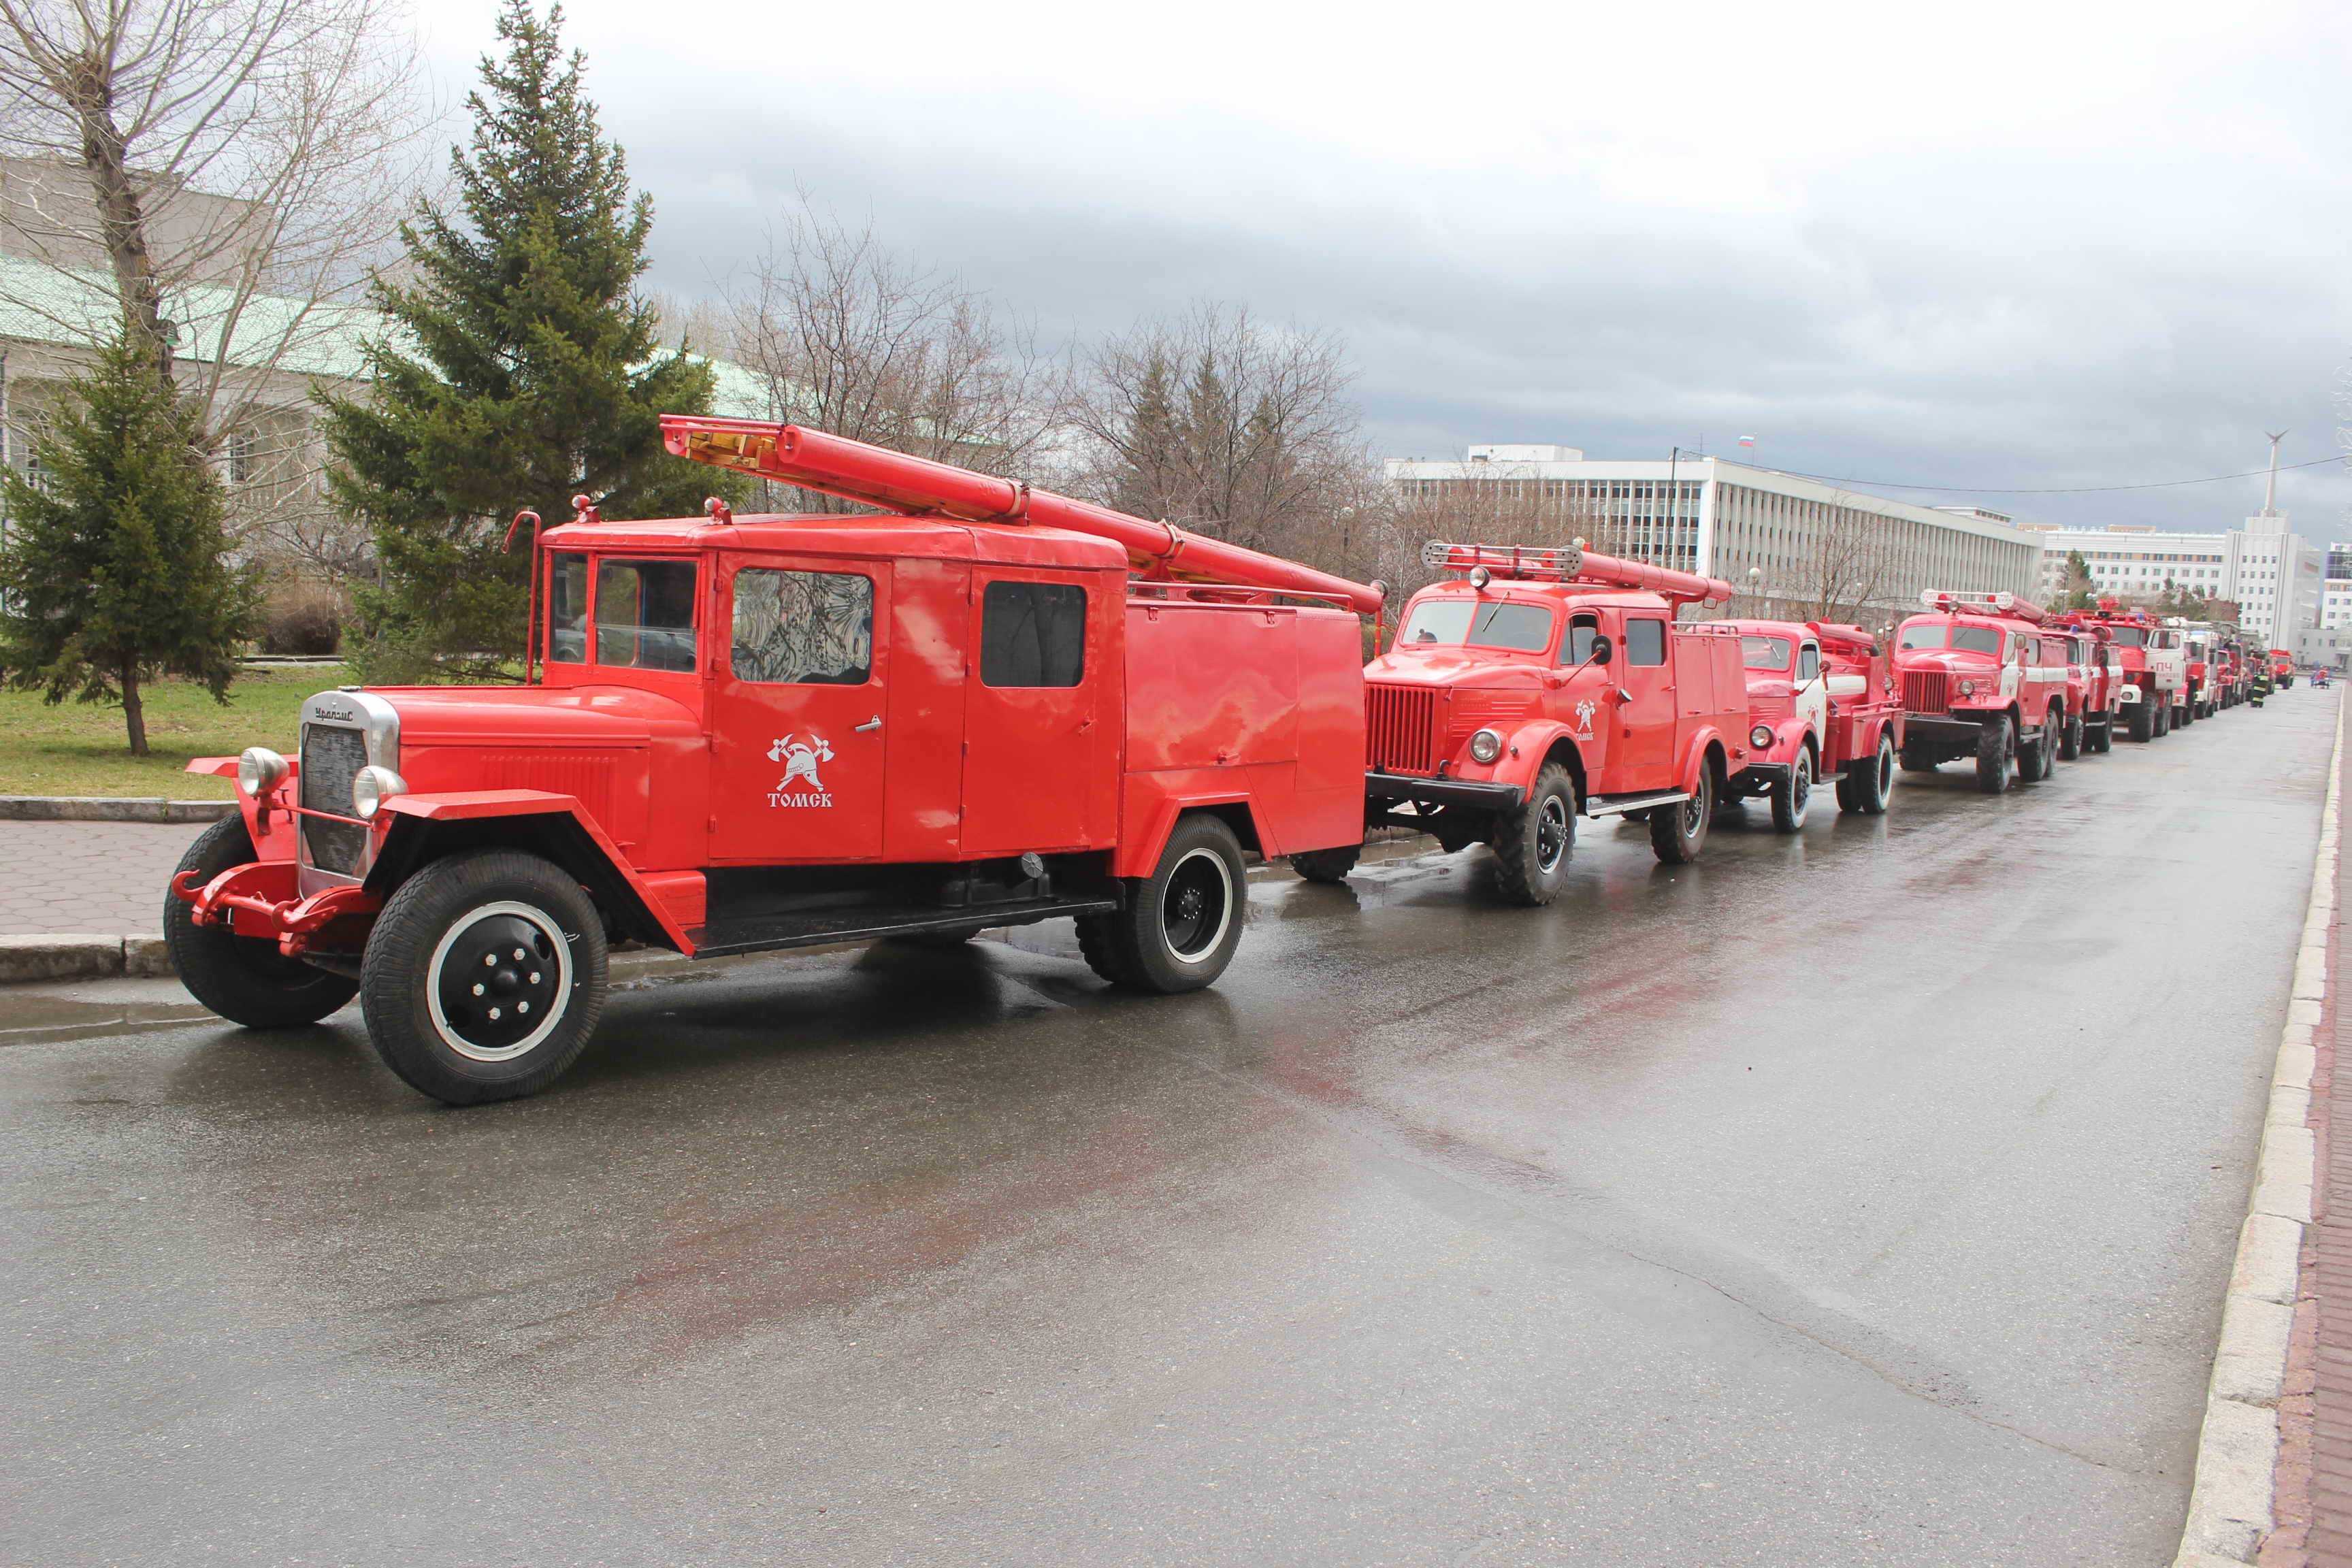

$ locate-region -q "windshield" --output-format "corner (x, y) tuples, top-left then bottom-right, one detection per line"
(1898, 623), (2000, 655)
(1398, 598), (1554, 653)
(1741, 635), (1792, 670)
(2108, 627), (2147, 647)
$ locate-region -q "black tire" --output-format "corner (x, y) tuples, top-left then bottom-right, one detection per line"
(359, 850), (608, 1105)
(1770, 748), (1813, 833)
(2176, 699), (2194, 728)
(2089, 715), (2112, 754)
(1899, 735), (1938, 774)
(1650, 762), (1713, 864)
(1491, 763), (1576, 906)
(1288, 844), (1362, 885)
(164, 815), (359, 1028)
(1847, 728), (1896, 815)
(1075, 912), (1139, 986)
(1093, 813), (1246, 994)
(2155, 698), (2171, 738)
(2127, 701), (2154, 742)
(1833, 772), (1861, 813)
(2017, 717), (2048, 783)
(1974, 716), (2014, 794)
(2059, 713), (2082, 762)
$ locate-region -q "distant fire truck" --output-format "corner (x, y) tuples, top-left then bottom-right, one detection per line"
(1723, 620), (1902, 829)
(2176, 623), (2219, 722)
(2274, 649), (2297, 689)
(2214, 636), (2247, 708)
(1347, 541), (1747, 904)
(2041, 617), (2119, 754)
(2070, 604), (2185, 740)
(169, 419), (1379, 1104)
(1893, 591), (2070, 793)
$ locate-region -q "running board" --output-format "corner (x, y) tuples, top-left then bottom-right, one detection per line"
(689, 896), (1119, 959)
(1584, 789), (1689, 819)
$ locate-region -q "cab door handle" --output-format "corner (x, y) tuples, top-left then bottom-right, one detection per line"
(854, 716), (881, 733)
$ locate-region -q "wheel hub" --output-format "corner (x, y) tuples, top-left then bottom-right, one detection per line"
(430, 908), (565, 1058)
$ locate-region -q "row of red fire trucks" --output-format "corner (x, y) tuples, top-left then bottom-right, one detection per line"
(163, 421), (2285, 1104)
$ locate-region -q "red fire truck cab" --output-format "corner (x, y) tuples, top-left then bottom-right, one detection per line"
(167, 419), (1377, 1105)
(2274, 649), (2297, 689)
(1345, 542), (1747, 904)
(1893, 591), (2071, 793)
(1722, 620), (1903, 830)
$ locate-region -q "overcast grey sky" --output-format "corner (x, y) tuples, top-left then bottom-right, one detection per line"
(415, 0), (2352, 535)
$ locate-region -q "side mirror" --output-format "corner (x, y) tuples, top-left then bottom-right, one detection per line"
(1590, 636), (1614, 666)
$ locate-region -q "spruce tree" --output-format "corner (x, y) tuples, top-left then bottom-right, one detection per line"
(0, 323), (257, 755)
(321, 0), (729, 679)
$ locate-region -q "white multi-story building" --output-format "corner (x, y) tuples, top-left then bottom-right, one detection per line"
(1382, 447), (2040, 621)
(2033, 526), (2229, 599)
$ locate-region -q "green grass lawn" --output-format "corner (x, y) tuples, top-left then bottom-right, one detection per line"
(0, 665), (352, 798)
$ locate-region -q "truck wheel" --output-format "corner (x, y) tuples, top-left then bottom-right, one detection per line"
(1770, 749), (1812, 833)
(359, 850), (608, 1105)
(1491, 764), (1575, 905)
(2155, 699), (2171, 738)
(2059, 713), (2082, 761)
(1974, 717), (2014, 794)
(2127, 702), (2153, 742)
(1288, 845), (1362, 885)
(1844, 729), (1896, 815)
(1650, 766), (1713, 864)
(1899, 736), (1938, 774)
(164, 815), (359, 1028)
(1096, 813), (1246, 994)
(1075, 913), (1139, 987)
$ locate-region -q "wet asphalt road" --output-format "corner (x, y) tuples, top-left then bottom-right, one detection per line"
(3, 691), (2338, 1567)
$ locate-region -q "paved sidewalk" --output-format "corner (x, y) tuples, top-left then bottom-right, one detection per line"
(0, 819), (201, 936)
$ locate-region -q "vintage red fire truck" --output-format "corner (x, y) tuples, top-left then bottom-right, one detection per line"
(1893, 591), (2071, 792)
(2041, 616), (2119, 754)
(167, 418), (1379, 1104)
(2273, 649), (2298, 689)
(1722, 620), (1902, 829)
(2069, 604), (2185, 740)
(1339, 541), (1747, 904)
(2176, 623), (2220, 721)
(2214, 637), (2247, 708)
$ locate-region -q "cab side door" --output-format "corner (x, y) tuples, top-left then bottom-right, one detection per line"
(1793, 639), (1828, 738)
(708, 554), (891, 864)
(1612, 612), (1675, 787)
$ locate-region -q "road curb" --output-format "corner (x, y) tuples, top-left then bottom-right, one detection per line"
(0, 933), (174, 983)
(0, 796), (231, 823)
(2173, 693), (2340, 1567)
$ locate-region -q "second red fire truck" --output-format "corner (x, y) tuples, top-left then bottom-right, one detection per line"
(1893, 591), (2072, 793)
(1723, 620), (1903, 829)
(1346, 542), (1748, 904)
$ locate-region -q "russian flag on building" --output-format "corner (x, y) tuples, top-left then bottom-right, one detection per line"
(1737, 434), (1757, 448)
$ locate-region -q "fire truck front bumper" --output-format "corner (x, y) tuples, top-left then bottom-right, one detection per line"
(1901, 712), (2002, 743)
(171, 860), (382, 957)
(1365, 772), (1526, 811)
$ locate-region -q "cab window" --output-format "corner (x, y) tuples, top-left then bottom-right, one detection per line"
(732, 568), (872, 685)
(1797, 644), (1820, 683)
(982, 581), (1087, 687)
(1740, 635), (1791, 670)
(1897, 623), (1945, 651)
(547, 553), (589, 664)
(1400, 598), (1554, 653)
(1625, 618), (1667, 666)
(1563, 615), (1601, 666)
(593, 559), (698, 672)
(1950, 626), (1999, 656)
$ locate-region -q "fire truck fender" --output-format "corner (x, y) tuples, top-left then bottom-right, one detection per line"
(1490, 723), (1588, 800)
(1753, 719), (1816, 769)
(185, 757), (301, 862)
(367, 790), (691, 952)
(1115, 783), (1282, 880)
(1673, 729), (1732, 798)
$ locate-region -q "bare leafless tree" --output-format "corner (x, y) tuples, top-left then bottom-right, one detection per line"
(1788, 489), (1898, 623)
(723, 207), (1058, 512)
(1363, 459), (1612, 606)
(0, 0), (434, 441)
(1062, 301), (1365, 566)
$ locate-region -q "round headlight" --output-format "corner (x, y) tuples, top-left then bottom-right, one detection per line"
(1750, 724), (1774, 749)
(236, 746), (288, 798)
(1468, 566), (1492, 589)
(350, 765), (407, 820)
(1468, 728), (1503, 764)
(1957, 678), (1976, 696)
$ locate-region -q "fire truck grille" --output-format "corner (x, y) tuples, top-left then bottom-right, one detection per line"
(1901, 671), (1950, 714)
(299, 721), (370, 877)
(1367, 683), (1441, 774)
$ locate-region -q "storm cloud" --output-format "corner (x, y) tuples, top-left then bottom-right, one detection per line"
(416, 0), (2352, 534)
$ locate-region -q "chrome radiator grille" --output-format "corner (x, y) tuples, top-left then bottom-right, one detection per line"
(299, 721), (370, 876)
